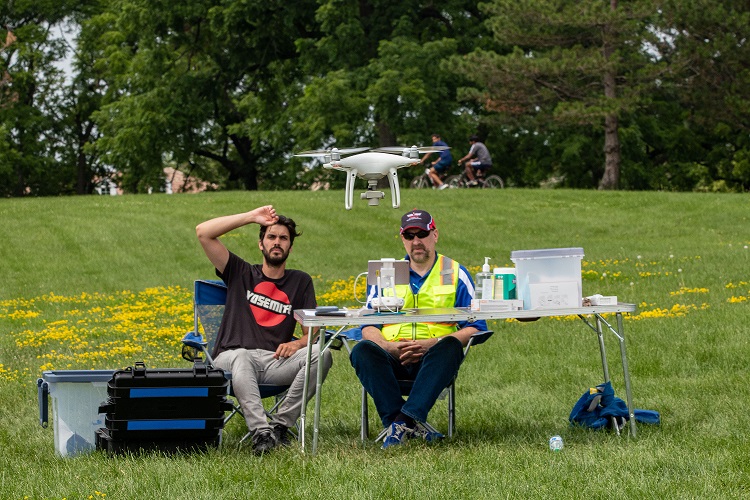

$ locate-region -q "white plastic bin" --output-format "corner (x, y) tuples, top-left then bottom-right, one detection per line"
(38, 370), (115, 457)
(510, 247), (584, 310)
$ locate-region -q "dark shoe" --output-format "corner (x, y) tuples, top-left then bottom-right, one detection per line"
(272, 424), (291, 447)
(381, 421), (415, 449)
(251, 429), (277, 455)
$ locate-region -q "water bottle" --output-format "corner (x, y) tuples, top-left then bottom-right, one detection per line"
(549, 435), (563, 451)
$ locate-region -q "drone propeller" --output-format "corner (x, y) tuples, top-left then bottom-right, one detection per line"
(371, 145), (450, 160)
(371, 145), (450, 153)
(294, 147), (370, 162)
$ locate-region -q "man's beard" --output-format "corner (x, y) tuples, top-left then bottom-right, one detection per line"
(262, 245), (289, 266)
(408, 245), (432, 265)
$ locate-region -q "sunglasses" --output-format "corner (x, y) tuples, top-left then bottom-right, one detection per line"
(402, 229), (432, 240)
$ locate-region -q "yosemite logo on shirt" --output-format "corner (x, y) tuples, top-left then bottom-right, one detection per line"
(247, 282), (292, 327)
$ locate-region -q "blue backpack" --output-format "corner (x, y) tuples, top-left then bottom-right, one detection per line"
(569, 381), (660, 430)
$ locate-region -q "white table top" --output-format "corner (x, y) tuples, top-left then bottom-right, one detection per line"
(294, 303), (637, 328)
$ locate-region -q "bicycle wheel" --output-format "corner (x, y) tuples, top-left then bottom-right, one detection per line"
(445, 175), (463, 188)
(410, 174), (430, 189)
(483, 175), (504, 188)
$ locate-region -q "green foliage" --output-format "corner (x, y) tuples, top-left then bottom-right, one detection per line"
(454, 0), (662, 189)
(2, 0), (750, 195)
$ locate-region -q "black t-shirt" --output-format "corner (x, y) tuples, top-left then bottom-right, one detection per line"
(212, 252), (317, 357)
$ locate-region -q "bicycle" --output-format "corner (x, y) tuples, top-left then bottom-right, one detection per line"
(445, 169), (504, 189)
(409, 169), (451, 189)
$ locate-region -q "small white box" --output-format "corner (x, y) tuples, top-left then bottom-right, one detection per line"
(471, 299), (524, 312)
(528, 282), (580, 309)
(587, 294), (617, 306)
(39, 370), (114, 457)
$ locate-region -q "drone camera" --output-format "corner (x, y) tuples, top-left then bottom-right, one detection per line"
(361, 189), (385, 206)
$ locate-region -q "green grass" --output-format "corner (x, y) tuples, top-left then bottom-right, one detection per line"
(1, 189), (749, 499)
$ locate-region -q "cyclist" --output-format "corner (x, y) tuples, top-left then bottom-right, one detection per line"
(457, 135), (492, 187)
(420, 133), (453, 190)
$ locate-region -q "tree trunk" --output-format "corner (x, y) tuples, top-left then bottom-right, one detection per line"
(229, 133), (258, 190)
(376, 121), (397, 189)
(599, 110), (620, 190)
(599, 0), (621, 190)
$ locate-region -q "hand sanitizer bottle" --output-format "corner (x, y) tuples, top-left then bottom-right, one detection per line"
(475, 257), (494, 300)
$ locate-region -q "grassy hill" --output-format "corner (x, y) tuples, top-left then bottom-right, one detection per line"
(1, 189), (748, 498)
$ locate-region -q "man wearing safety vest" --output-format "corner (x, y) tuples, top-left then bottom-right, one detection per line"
(350, 209), (488, 449)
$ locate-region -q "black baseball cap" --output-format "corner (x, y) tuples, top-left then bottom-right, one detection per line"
(400, 209), (436, 234)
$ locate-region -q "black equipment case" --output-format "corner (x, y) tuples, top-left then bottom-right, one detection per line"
(96, 361), (233, 454)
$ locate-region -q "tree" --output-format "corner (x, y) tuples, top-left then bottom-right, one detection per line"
(290, 0), (498, 189)
(87, 0), (321, 192)
(1, 3), (69, 195)
(1, 0), (104, 196)
(651, 0), (750, 191)
(455, 0), (662, 189)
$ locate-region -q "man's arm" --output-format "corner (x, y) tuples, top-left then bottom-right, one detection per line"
(361, 325), (399, 354)
(195, 205), (278, 274)
(274, 327), (317, 359)
(458, 144), (477, 165)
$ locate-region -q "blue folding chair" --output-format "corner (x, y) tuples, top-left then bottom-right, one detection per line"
(181, 280), (291, 445)
(336, 327), (494, 442)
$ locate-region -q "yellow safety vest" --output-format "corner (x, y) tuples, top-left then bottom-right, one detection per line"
(382, 254), (459, 341)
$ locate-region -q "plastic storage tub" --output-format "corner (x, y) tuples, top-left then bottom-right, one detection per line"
(38, 370), (115, 457)
(510, 247), (584, 309)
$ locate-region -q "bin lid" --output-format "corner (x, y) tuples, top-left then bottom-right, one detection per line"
(510, 247), (584, 260)
(41, 370), (116, 383)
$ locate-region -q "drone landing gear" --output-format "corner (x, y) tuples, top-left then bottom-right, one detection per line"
(360, 179), (385, 206)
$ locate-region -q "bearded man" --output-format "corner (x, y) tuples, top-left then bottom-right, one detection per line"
(196, 205), (333, 454)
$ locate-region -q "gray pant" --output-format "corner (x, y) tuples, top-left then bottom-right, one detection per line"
(214, 345), (333, 436)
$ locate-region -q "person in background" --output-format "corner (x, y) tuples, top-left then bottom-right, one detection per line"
(350, 209), (488, 448)
(196, 205), (333, 455)
(457, 135), (493, 187)
(421, 134), (453, 190)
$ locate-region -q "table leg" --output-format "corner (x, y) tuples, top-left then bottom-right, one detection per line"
(617, 313), (637, 438)
(595, 312), (637, 438)
(312, 327), (325, 454)
(595, 315), (611, 383)
(300, 330), (314, 454)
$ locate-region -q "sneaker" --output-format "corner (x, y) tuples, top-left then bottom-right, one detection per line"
(412, 423), (445, 443)
(425, 168), (431, 176)
(438, 183), (449, 190)
(381, 421), (414, 449)
(251, 429), (277, 455)
(272, 424), (291, 447)
(466, 179), (479, 187)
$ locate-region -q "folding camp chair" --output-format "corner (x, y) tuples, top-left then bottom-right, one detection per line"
(338, 328), (494, 442)
(180, 279), (292, 445)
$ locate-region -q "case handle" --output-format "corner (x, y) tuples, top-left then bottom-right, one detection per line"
(37, 378), (49, 428)
(133, 361), (147, 377)
(193, 358), (208, 376)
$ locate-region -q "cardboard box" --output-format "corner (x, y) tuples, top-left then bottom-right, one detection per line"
(511, 247), (584, 309)
(471, 299), (524, 312)
(586, 294), (618, 306)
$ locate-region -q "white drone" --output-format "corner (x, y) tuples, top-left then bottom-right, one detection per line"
(294, 145), (450, 210)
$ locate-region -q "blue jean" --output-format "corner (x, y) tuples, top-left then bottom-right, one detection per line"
(349, 337), (463, 426)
